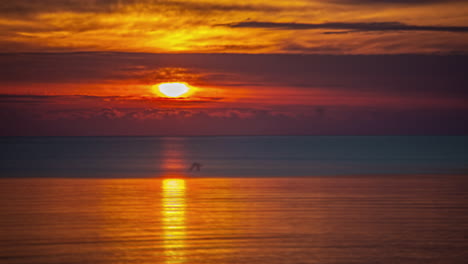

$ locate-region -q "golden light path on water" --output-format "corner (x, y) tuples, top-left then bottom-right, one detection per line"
(162, 178), (187, 264)
(159, 137), (189, 263)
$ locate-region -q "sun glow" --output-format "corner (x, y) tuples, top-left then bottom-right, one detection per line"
(156, 83), (191, 98)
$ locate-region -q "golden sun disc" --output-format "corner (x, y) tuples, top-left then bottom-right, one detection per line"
(158, 83), (190, 97)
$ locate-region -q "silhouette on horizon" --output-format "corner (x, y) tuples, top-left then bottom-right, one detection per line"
(189, 162), (202, 172)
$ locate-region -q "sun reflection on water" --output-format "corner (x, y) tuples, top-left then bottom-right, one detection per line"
(160, 137), (188, 176)
(162, 179), (186, 264)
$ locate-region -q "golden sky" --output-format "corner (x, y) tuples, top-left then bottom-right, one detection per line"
(1, 0), (468, 54)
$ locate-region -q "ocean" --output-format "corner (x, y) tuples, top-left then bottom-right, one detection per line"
(1, 136), (467, 263)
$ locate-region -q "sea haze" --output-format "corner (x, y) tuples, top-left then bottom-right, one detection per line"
(0, 136), (467, 178)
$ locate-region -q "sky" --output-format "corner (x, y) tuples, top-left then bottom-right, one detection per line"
(1, 0), (468, 136)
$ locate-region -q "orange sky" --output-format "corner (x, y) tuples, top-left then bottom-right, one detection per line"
(1, 0), (468, 54)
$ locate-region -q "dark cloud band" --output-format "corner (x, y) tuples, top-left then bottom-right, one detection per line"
(221, 21), (468, 33)
(0, 0), (287, 17)
(331, 0), (467, 5)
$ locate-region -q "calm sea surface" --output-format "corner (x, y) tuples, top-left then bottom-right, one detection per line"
(1, 177), (468, 264)
(0, 137), (468, 263)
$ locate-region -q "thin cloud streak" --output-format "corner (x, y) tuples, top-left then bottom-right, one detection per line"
(330, 0), (467, 5)
(222, 21), (468, 33)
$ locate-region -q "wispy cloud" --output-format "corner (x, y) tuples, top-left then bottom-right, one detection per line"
(0, 0), (297, 21)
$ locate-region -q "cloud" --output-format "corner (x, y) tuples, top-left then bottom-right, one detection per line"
(0, 94), (225, 112)
(2, 0), (464, 19)
(0, 0), (115, 16)
(2, 102), (468, 136)
(330, 0), (467, 5)
(0, 94), (58, 103)
(1, 1), (467, 54)
(0, 0), (288, 18)
(221, 21), (468, 33)
(114, 67), (203, 85)
(280, 43), (347, 53)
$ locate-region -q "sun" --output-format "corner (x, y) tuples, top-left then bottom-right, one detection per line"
(156, 82), (190, 97)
